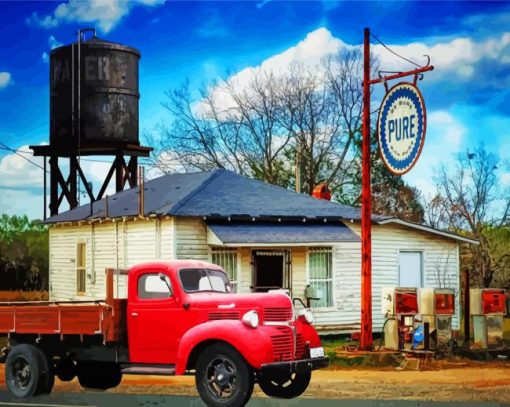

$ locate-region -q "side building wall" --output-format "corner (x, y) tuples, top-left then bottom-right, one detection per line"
(315, 222), (460, 332)
(49, 218), (175, 301)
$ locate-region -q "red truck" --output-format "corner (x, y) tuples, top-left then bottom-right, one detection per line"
(0, 260), (328, 406)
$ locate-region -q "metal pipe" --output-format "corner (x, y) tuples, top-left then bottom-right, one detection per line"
(368, 65), (434, 85)
(360, 27), (373, 350)
(43, 156), (47, 220)
(464, 269), (470, 344)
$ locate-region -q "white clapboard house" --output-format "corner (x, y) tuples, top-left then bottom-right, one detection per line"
(44, 169), (477, 333)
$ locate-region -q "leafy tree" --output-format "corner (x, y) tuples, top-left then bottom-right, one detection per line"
(334, 129), (424, 222)
(0, 215), (48, 291)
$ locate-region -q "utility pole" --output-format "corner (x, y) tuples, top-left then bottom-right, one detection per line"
(359, 28), (434, 351)
(295, 145), (301, 193)
(360, 27), (373, 350)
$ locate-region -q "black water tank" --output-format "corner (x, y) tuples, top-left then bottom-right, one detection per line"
(50, 36), (140, 148)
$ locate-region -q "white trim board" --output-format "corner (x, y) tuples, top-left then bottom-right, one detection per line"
(376, 218), (479, 245)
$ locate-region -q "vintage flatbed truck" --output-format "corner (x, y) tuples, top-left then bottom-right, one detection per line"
(0, 260), (328, 406)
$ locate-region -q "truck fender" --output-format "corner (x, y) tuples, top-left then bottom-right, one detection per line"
(295, 318), (323, 349)
(175, 320), (273, 375)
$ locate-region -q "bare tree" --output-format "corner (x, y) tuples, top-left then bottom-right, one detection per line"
(152, 48), (369, 194)
(434, 146), (510, 287)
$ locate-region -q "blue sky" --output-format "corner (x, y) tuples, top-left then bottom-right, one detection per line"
(0, 1), (509, 219)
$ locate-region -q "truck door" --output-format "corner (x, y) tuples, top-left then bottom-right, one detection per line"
(128, 271), (180, 364)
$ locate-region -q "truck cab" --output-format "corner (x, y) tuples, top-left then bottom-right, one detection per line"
(1, 260), (328, 407)
(127, 260), (328, 405)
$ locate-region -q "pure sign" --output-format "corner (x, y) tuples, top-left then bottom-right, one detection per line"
(377, 82), (426, 175)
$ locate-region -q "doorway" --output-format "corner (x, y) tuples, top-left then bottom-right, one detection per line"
(252, 250), (291, 293)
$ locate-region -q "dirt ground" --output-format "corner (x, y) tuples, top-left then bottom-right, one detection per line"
(2, 362), (510, 403)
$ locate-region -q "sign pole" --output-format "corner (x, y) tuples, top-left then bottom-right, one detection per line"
(360, 27), (373, 351)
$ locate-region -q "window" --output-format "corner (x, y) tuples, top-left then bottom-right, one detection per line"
(211, 248), (238, 292)
(138, 273), (172, 299)
(179, 268), (232, 293)
(308, 247), (333, 308)
(399, 251), (423, 288)
(76, 243), (87, 294)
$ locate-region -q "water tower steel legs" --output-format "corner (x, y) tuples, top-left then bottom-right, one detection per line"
(48, 152), (140, 217)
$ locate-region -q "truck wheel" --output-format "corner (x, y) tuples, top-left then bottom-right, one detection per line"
(77, 362), (122, 390)
(258, 371), (311, 399)
(55, 358), (76, 382)
(5, 344), (44, 398)
(196, 343), (254, 407)
(33, 347), (55, 395)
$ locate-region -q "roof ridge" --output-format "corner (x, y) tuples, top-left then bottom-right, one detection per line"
(167, 169), (224, 215)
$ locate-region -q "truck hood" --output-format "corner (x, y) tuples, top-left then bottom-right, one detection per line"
(185, 292), (294, 322)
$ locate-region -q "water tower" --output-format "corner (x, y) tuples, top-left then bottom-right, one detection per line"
(31, 29), (152, 217)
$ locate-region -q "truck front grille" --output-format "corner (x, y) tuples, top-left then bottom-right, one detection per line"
(208, 312), (240, 321)
(295, 333), (307, 359)
(271, 326), (294, 361)
(264, 307), (292, 322)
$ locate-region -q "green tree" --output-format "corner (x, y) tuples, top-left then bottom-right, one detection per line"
(334, 130), (424, 222)
(0, 215), (48, 291)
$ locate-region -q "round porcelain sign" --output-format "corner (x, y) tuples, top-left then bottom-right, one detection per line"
(377, 82), (426, 175)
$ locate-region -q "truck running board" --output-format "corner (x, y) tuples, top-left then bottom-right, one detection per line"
(121, 364), (176, 376)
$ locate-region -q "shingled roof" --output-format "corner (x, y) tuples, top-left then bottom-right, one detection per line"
(44, 169), (366, 224)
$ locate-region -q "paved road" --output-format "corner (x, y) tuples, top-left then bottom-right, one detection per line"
(0, 392), (508, 407)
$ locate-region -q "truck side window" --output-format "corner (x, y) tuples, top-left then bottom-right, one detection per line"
(138, 273), (172, 300)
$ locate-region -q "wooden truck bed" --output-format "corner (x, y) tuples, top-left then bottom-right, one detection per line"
(0, 300), (126, 342)
(0, 269), (127, 342)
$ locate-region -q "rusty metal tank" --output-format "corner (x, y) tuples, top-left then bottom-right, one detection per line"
(50, 35), (140, 148)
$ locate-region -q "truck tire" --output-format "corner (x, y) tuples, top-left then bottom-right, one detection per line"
(258, 371), (311, 399)
(33, 347), (55, 395)
(5, 344), (45, 398)
(55, 358), (76, 382)
(77, 362), (122, 391)
(195, 343), (254, 407)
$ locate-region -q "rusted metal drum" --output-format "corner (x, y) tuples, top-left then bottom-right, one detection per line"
(50, 36), (140, 148)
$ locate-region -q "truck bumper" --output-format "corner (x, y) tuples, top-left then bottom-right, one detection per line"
(260, 356), (329, 375)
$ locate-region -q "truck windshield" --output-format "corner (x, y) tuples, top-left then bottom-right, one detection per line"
(179, 268), (232, 293)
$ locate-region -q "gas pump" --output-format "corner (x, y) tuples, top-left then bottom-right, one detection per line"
(381, 287), (418, 350)
(418, 288), (455, 352)
(470, 288), (506, 350)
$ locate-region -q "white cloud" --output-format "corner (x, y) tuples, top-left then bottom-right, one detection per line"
(0, 72), (12, 90)
(42, 35), (63, 63)
(201, 28), (510, 113)
(0, 145), (45, 188)
(502, 172), (510, 186)
(427, 111), (465, 150)
(29, 0), (165, 34)
(372, 33), (510, 81)
(404, 110), (466, 194)
(49, 35), (63, 50)
(0, 144), (117, 215)
(0, 189), (45, 220)
(197, 28), (346, 113)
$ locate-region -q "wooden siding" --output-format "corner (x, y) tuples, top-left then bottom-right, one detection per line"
(309, 223), (460, 332)
(49, 218), (176, 301)
(175, 218), (209, 260)
(49, 218), (461, 333)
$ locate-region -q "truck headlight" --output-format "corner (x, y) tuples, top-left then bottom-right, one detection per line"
(242, 310), (259, 328)
(298, 308), (315, 324)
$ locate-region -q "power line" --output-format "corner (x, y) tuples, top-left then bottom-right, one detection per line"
(0, 146), (183, 168)
(370, 32), (423, 69)
(0, 142), (48, 173)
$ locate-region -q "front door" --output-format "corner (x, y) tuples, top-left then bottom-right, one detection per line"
(128, 271), (179, 364)
(252, 250), (290, 292)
